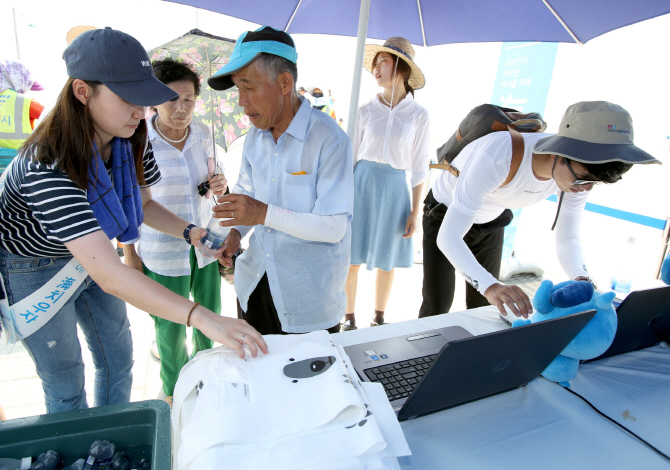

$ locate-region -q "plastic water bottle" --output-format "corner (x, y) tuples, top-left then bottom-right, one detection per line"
(610, 236), (637, 294)
(198, 217), (231, 258)
(62, 460), (85, 470)
(0, 457), (32, 470)
(83, 440), (115, 470)
(30, 451), (60, 470)
(131, 459), (150, 470)
(109, 453), (131, 470)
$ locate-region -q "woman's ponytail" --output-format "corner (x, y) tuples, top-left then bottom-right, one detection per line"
(394, 57), (415, 96)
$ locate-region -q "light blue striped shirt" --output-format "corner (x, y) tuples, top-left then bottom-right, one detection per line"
(138, 116), (218, 276)
(233, 98), (354, 333)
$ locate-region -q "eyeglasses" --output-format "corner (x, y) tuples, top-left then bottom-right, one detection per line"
(564, 159), (602, 186)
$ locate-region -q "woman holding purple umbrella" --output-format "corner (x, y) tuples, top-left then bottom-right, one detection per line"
(122, 58), (229, 403)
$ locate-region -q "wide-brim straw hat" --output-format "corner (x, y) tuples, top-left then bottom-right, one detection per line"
(66, 25), (97, 45)
(363, 37), (425, 90)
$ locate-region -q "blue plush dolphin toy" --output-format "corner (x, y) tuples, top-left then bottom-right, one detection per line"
(512, 280), (617, 385)
(661, 254), (670, 285)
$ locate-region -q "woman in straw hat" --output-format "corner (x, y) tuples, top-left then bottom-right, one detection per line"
(0, 28), (267, 413)
(343, 37), (430, 330)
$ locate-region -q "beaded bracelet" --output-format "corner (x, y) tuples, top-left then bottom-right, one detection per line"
(186, 302), (200, 327)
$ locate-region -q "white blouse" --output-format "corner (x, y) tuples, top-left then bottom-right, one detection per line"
(353, 93), (431, 188)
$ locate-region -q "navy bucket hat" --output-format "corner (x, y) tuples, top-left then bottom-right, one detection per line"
(534, 101), (660, 165)
(63, 27), (178, 107)
(208, 26), (298, 91)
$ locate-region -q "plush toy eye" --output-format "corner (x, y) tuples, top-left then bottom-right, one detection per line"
(283, 356), (336, 379)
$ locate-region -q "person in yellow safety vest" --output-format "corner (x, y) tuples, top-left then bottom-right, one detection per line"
(308, 87), (337, 120)
(0, 60), (44, 173)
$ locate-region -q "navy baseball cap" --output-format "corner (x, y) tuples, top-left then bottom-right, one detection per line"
(208, 26), (298, 91)
(63, 27), (178, 106)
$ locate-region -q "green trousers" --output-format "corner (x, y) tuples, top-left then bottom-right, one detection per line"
(143, 246), (221, 396)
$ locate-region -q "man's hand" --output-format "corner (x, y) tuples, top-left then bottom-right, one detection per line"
(219, 229), (241, 268)
(122, 244), (144, 273)
(214, 194), (268, 227)
(484, 283), (533, 318)
(208, 173), (228, 197)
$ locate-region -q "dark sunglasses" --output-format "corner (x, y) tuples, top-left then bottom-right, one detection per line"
(564, 159), (602, 186)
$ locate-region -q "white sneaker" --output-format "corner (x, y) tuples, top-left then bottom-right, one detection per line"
(150, 340), (160, 362)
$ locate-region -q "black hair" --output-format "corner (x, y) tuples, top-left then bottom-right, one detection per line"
(23, 78), (148, 189)
(393, 56), (415, 96)
(566, 158), (633, 184)
(151, 58), (201, 96)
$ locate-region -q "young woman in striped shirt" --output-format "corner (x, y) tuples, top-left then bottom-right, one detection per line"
(0, 28), (267, 413)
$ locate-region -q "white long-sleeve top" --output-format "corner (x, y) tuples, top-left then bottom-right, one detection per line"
(431, 131), (590, 295)
(353, 94), (430, 188)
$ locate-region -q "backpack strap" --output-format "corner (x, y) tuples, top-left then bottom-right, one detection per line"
(501, 124), (524, 187)
(428, 161), (460, 177)
(429, 124), (525, 187)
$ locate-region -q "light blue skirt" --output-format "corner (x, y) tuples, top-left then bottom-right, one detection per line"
(350, 160), (413, 271)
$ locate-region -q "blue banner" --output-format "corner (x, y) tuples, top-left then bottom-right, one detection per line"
(490, 41), (558, 114)
(492, 42), (558, 261)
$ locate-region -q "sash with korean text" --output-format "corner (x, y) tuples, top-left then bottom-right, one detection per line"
(0, 163), (88, 345)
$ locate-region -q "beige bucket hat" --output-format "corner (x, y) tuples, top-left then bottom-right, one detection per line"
(534, 101), (659, 165)
(363, 37), (425, 90)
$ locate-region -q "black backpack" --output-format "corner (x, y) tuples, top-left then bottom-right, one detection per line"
(431, 104), (547, 186)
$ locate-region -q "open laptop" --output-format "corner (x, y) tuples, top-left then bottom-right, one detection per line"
(586, 285), (670, 362)
(344, 310), (596, 421)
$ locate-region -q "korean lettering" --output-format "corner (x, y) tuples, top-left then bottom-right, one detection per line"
(45, 290), (65, 303)
(19, 311), (39, 323)
(57, 277), (77, 290)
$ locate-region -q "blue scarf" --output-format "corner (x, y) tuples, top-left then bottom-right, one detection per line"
(86, 138), (144, 244)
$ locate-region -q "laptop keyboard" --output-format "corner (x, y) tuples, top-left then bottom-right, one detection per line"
(502, 273), (545, 298)
(364, 355), (438, 402)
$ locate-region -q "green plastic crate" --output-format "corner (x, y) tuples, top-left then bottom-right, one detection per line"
(0, 400), (171, 469)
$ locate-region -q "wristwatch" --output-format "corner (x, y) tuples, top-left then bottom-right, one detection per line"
(575, 276), (597, 290)
(183, 224), (197, 245)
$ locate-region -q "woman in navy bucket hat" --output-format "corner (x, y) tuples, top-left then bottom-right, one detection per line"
(0, 28), (267, 413)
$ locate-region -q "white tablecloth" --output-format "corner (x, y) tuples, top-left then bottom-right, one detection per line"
(330, 306), (670, 469)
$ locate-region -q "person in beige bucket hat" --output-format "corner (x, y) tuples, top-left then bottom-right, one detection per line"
(534, 101), (659, 166)
(343, 37), (431, 331)
(418, 101), (659, 322)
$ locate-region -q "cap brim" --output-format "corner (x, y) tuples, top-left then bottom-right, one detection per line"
(105, 77), (178, 107)
(30, 80), (44, 91)
(208, 52), (261, 91)
(534, 135), (661, 165)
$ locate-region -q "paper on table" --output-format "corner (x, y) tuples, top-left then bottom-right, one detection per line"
(173, 331), (403, 470)
(336, 345), (412, 459)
